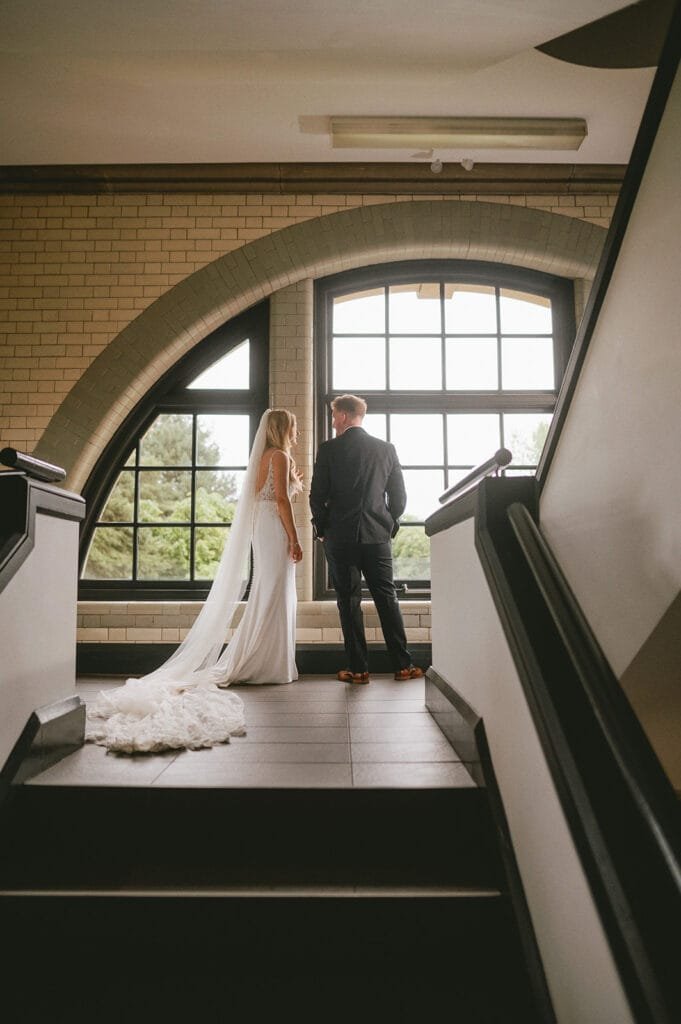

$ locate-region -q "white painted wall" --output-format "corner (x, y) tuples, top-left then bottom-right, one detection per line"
(431, 520), (633, 1024)
(540, 64), (681, 676)
(0, 512), (80, 767)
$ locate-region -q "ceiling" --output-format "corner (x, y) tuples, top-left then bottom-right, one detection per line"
(0, 0), (660, 167)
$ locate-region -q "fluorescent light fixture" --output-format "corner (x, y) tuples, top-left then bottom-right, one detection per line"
(330, 116), (587, 150)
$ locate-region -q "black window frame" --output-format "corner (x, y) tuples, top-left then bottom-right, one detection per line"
(79, 301), (269, 601)
(314, 260), (575, 599)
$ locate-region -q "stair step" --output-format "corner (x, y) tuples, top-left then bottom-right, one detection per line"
(0, 884), (501, 898)
(0, 784), (544, 1022)
(1, 893), (541, 1022)
(1, 784), (503, 890)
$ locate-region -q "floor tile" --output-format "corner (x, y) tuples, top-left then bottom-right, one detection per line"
(351, 740), (458, 763)
(162, 742), (350, 766)
(27, 742), (176, 786)
(152, 762), (353, 788)
(233, 682), (342, 699)
(240, 699), (348, 713)
(234, 726), (348, 743)
(349, 719), (443, 742)
(346, 700), (429, 714)
(352, 762), (475, 788)
(346, 683), (425, 701)
(243, 712), (348, 727)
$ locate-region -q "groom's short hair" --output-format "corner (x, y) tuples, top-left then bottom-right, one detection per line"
(331, 394), (367, 418)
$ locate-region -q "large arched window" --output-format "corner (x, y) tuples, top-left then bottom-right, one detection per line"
(315, 261), (575, 597)
(79, 302), (269, 600)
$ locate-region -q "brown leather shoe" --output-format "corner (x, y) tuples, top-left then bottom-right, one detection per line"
(338, 669), (370, 684)
(394, 665), (424, 681)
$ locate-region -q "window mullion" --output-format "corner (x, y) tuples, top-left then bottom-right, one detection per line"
(190, 415), (197, 581)
(384, 286), (390, 392)
(132, 454), (140, 583)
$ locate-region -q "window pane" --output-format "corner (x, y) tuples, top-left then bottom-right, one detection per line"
(390, 337), (442, 390)
(388, 283), (441, 334)
(82, 526), (133, 580)
(502, 337), (554, 390)
(197, 414), (250, 466)
(187, 340), (249, 390)
(401, 469), (445, 520)
(390, 414), (443, 465)
(392, 525), (430, 581)
(444, 284), (496, 333)
(446, 337), (498, 390)
(195, 470), (242, 523)
(362, 413), (387, 440)
(139, 413), (192, 467)
(139, 470), (192, 522)
(194, 526), (230, 579)
(447, 414), (500, 465)
(138, 527), (190, 580)
(503, 413), (552, 465)
(100, 471), (134, 523)
(333, 289), (385, 334)
(499, 290), (552, 333)
(333, 337), (386, 390)
(124, 449), (136, 467)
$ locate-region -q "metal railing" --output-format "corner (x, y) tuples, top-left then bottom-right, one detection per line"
(438, 447), (512, 506)
(0, 447), (66, 483)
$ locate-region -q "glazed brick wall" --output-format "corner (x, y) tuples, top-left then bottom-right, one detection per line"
(76, 599), (432, 647)
(0, 191), (617, 450)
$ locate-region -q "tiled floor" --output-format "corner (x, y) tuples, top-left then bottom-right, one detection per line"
(29, 674), (476, 789)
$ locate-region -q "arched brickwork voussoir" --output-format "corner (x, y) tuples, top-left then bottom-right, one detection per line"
(35, 200), (606, 492)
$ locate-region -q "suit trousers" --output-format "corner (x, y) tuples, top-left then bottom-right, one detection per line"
(323, 540), (411, 673)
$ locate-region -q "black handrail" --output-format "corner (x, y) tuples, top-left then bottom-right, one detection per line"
(439, 448), (512, 505)
(0, 447), (66, 483)
(507, 502), (680, 876)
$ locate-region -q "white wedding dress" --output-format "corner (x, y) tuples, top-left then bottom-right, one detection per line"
(215, 458), (298, 686)
(86, 412), (298, 754)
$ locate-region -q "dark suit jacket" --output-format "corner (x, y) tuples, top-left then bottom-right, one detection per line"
(310, 427), (407, 543)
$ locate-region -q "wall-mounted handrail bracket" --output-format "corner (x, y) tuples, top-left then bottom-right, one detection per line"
(0, 447), (66, 483)
(439, 448), (512, 506)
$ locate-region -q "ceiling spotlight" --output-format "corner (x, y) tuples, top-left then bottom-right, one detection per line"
(430, 156), (443, 173)
(461, 158), (475, 171)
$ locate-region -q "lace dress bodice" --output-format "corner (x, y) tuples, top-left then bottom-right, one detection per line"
(257, 455), (296, 501)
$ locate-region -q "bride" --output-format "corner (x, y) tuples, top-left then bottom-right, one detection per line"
(86, 408), (304, 753)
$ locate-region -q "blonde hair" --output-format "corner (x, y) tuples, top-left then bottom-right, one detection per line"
(331, 394), (367, 418)
(266, 408), (296, 452)
(266, 408), (302, 493)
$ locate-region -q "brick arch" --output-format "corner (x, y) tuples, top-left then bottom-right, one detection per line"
(35, 200), (606, 491)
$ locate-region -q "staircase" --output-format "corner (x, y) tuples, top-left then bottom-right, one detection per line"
(0, 782), (544, 1020)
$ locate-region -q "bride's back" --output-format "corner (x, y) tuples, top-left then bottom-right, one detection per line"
(255, 448), (283, 496)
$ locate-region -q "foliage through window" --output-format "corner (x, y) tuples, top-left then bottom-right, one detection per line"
(80, 303), (268, 599)
(316, 262), (574, 595)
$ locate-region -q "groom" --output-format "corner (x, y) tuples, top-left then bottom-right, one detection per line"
(310, 394), (423, 684)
